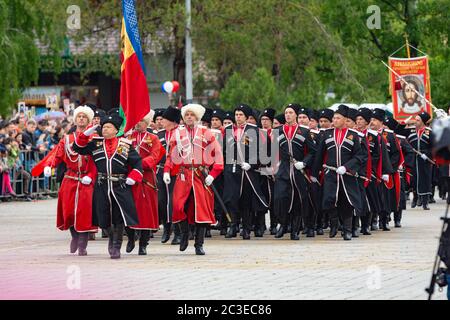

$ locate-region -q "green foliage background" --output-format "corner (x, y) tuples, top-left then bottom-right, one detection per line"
(0, 0), (448, 115)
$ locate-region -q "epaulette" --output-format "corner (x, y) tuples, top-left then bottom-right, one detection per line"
(299, 125), (310, 130)
(396, 134), (406, 140)
(367, 129), (378, 136)
(119, 137), (132, 145)
(384, 129), (394, 134)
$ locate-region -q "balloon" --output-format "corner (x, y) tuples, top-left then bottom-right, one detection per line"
(172, 81), (180, 93)
(163, 81), (174, 94)
(161, 83), (166, 93)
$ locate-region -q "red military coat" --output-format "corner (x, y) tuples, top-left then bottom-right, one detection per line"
(129, 130), (164, 230)
(164, 125), (223, 224)
(46, 131), (98, 233)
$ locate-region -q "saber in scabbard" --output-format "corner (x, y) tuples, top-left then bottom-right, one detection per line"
(323, 164), (370, 182)
(199, 168), (232, 223)
(411, 148), (436, 165)
(288, 154), (319, 185)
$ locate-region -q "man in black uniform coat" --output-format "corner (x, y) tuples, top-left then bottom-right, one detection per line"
(273, 104), (317, 240)
(312, 105), (364, 241)
(74, 113), (143, 259)
(222, 104), (269, 240)
(356, 108), (382, 235)
(406, 111), (434, 210)
(156, 107), (182, 243)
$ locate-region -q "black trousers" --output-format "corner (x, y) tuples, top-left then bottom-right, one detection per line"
(236, 177), (254, 231)
(277, 186), (303, 234)
(327, 188), (354, 233)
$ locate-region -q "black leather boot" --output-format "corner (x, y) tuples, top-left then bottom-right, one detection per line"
(69, 227), (79, 254)
(306, 228), (315, 238)
(411, 196), (417, 208)
(195, 225), (206, 255)
(125, 228), (135, 253)
(220, 226), (227, 236)
(225, 223), (237, 238)
(422, 196), (430, 210)
(275, 225), (285, 238)
(77, 232), (89, 256)
(110, 224), (124, 259)
(381, 216), (391, 231)
(242, 228), (251, 240)
(189, 224), (195, 240)
(417, 196), (422, 207)
(352, 228), (360, 238)
(205, 227), (212, 238)
(179, 220), (189, 251)
(107, 227), (114, 255)
(343, 231), (352, 241)
(171, 223), (181, 245)
(290, 231), (300, 240)
(329, 220), (338, 238)
(394, 211), (402, 227)
(161, 223), (172, 243)
(361, 226), (372, 235)
(139, 230), (150, 255)
(316, 227), (324, 236)
(101, 228), (109, 238)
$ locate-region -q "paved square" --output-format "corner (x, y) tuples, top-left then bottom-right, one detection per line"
(0, 198), (447, 300)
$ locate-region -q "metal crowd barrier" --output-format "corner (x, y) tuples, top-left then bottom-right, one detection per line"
(0, 150), (59, 200)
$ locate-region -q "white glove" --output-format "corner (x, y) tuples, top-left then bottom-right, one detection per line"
(163, 172), (171, 185)
(204, 175), (214, 186)
(294, 161), (305, 171)
(336, 166), (347, 175)
(44, 166), (52, 177)
(81, 176), (92, 185)
(310, 176), (319, 184)
(421, 153), (428, 161)
(83, 125), (99, 136)
(241, 162), (251, 171)
(125, 178), (136, 186)
(382, 174), (389, 182)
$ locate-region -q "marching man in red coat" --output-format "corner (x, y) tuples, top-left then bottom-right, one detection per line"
(126, 111), (165, 255)
(43, 106), (98, 255)
(163, 104), (224, 255)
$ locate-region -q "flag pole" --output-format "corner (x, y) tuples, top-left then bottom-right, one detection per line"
(405, 34), (411, 58)
(185, 0), (193, 103)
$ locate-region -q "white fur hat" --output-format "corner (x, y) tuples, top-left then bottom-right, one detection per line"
(142, 109), (155, 124)
(73, 105), (95, 123)
(181, 104), (205, 121)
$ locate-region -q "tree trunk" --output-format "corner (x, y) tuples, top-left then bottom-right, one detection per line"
(404, 0), (419, 57)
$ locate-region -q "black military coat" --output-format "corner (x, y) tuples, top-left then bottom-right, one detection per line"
(312, 128), (364, 215)
(74, 136), (142, 228)
(406, 127), (434, 195)
(222, 123), (268, 214)
(273, 125), (316, 214)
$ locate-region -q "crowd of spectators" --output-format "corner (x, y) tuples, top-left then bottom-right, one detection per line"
(0, 109), (75, 201)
